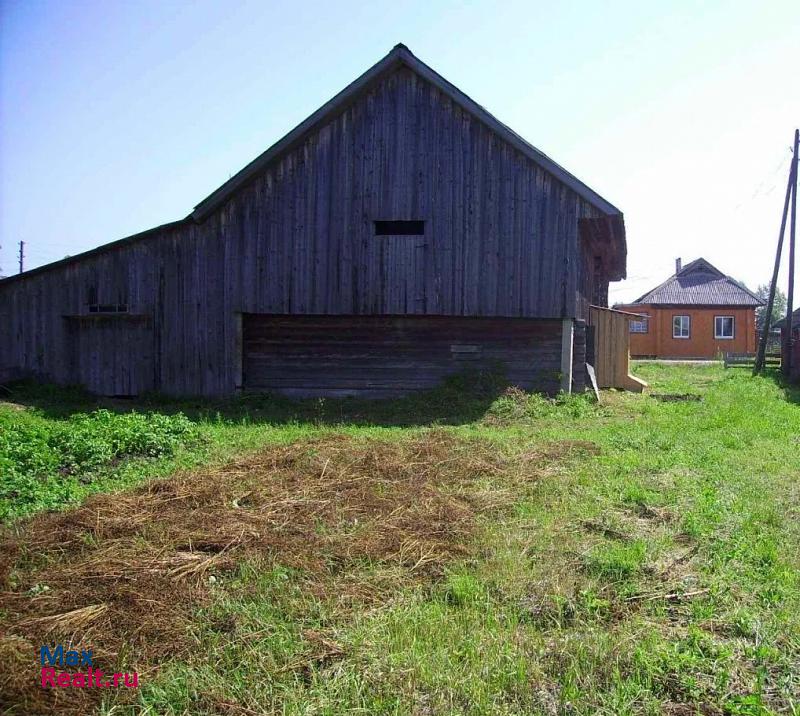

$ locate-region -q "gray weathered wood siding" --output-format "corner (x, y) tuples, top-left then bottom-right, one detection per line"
(0, 66), (608, 397)
(66, 315), (154, 396)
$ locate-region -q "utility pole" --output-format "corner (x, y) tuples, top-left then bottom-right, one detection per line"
(754, 137), (796, 375)
(785, 129), (799, 378)
(18, 240), (25, 274)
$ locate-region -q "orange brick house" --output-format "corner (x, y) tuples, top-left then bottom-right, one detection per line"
(615, 258), (764, 359)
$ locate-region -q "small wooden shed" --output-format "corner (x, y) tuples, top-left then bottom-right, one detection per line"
(588, 306), (647, 392)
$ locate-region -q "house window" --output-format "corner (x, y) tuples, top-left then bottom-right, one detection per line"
(629, 314), (649, 334)
(673, 315), (690, 339)
(374, 220), (424, 235)
(714, 316), (735, 339)
(88, 304), (129, 314)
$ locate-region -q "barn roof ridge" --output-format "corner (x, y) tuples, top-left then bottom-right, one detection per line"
(626, 256), (763, 307)
(0, 44), (622, 287)
(190, 43), (623, 220)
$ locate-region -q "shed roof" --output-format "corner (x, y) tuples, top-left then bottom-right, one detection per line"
(627, 258), (763, 307)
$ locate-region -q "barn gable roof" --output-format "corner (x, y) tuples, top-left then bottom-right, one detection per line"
(629, 258), (763, 307)
(0, 44), (623, 287)
(191, 43), (622, 220)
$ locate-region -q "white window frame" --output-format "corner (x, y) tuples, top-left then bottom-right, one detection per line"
(629, 314), (649, 334)
(673, 315), (691, 339)
(714, 315), (735, 340)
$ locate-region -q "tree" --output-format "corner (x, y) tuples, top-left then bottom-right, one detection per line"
(755, 284), (787, 332)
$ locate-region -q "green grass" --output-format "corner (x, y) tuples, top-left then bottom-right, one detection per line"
(2, 364), (800, 714)
(0, 406), (199, 520)
(0, 371), (591, 522)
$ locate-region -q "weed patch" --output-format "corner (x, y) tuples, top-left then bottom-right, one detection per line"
(0, 409), (198, 520)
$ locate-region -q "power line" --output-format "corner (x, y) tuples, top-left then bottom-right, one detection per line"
(734, 147), (793, 212)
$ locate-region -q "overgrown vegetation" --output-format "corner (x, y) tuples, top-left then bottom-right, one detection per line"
(0, 407), (198, 520)
(0, 372), (594, 522)
(1, 365), (799, 715)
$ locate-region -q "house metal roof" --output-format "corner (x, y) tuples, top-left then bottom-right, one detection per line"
(627, 258), (763, 307)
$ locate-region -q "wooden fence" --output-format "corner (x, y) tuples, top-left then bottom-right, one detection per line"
(588, 306), (647, 392)
(723, 352), (781, 369)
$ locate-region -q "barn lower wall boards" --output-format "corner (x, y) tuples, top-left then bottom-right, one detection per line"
(240, 315), (577, 398)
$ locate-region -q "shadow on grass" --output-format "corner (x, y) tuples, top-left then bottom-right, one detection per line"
(1, 371), (518, 428)
(762, 367), (800, 405)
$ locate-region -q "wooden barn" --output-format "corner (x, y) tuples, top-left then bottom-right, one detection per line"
(0, 45), (626, 398)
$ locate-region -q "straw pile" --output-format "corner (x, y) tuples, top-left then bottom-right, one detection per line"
(0, 431), (542, 714)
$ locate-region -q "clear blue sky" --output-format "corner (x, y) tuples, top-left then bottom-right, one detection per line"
(1, 0), (798, 303)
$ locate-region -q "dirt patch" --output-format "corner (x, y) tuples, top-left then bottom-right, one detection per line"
(0, 431), (557, 714)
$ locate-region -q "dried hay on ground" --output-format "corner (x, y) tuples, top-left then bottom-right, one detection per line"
(0, 431), (556, 714)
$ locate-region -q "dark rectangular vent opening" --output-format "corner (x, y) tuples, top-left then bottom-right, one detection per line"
(374, 220), (424, 235)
